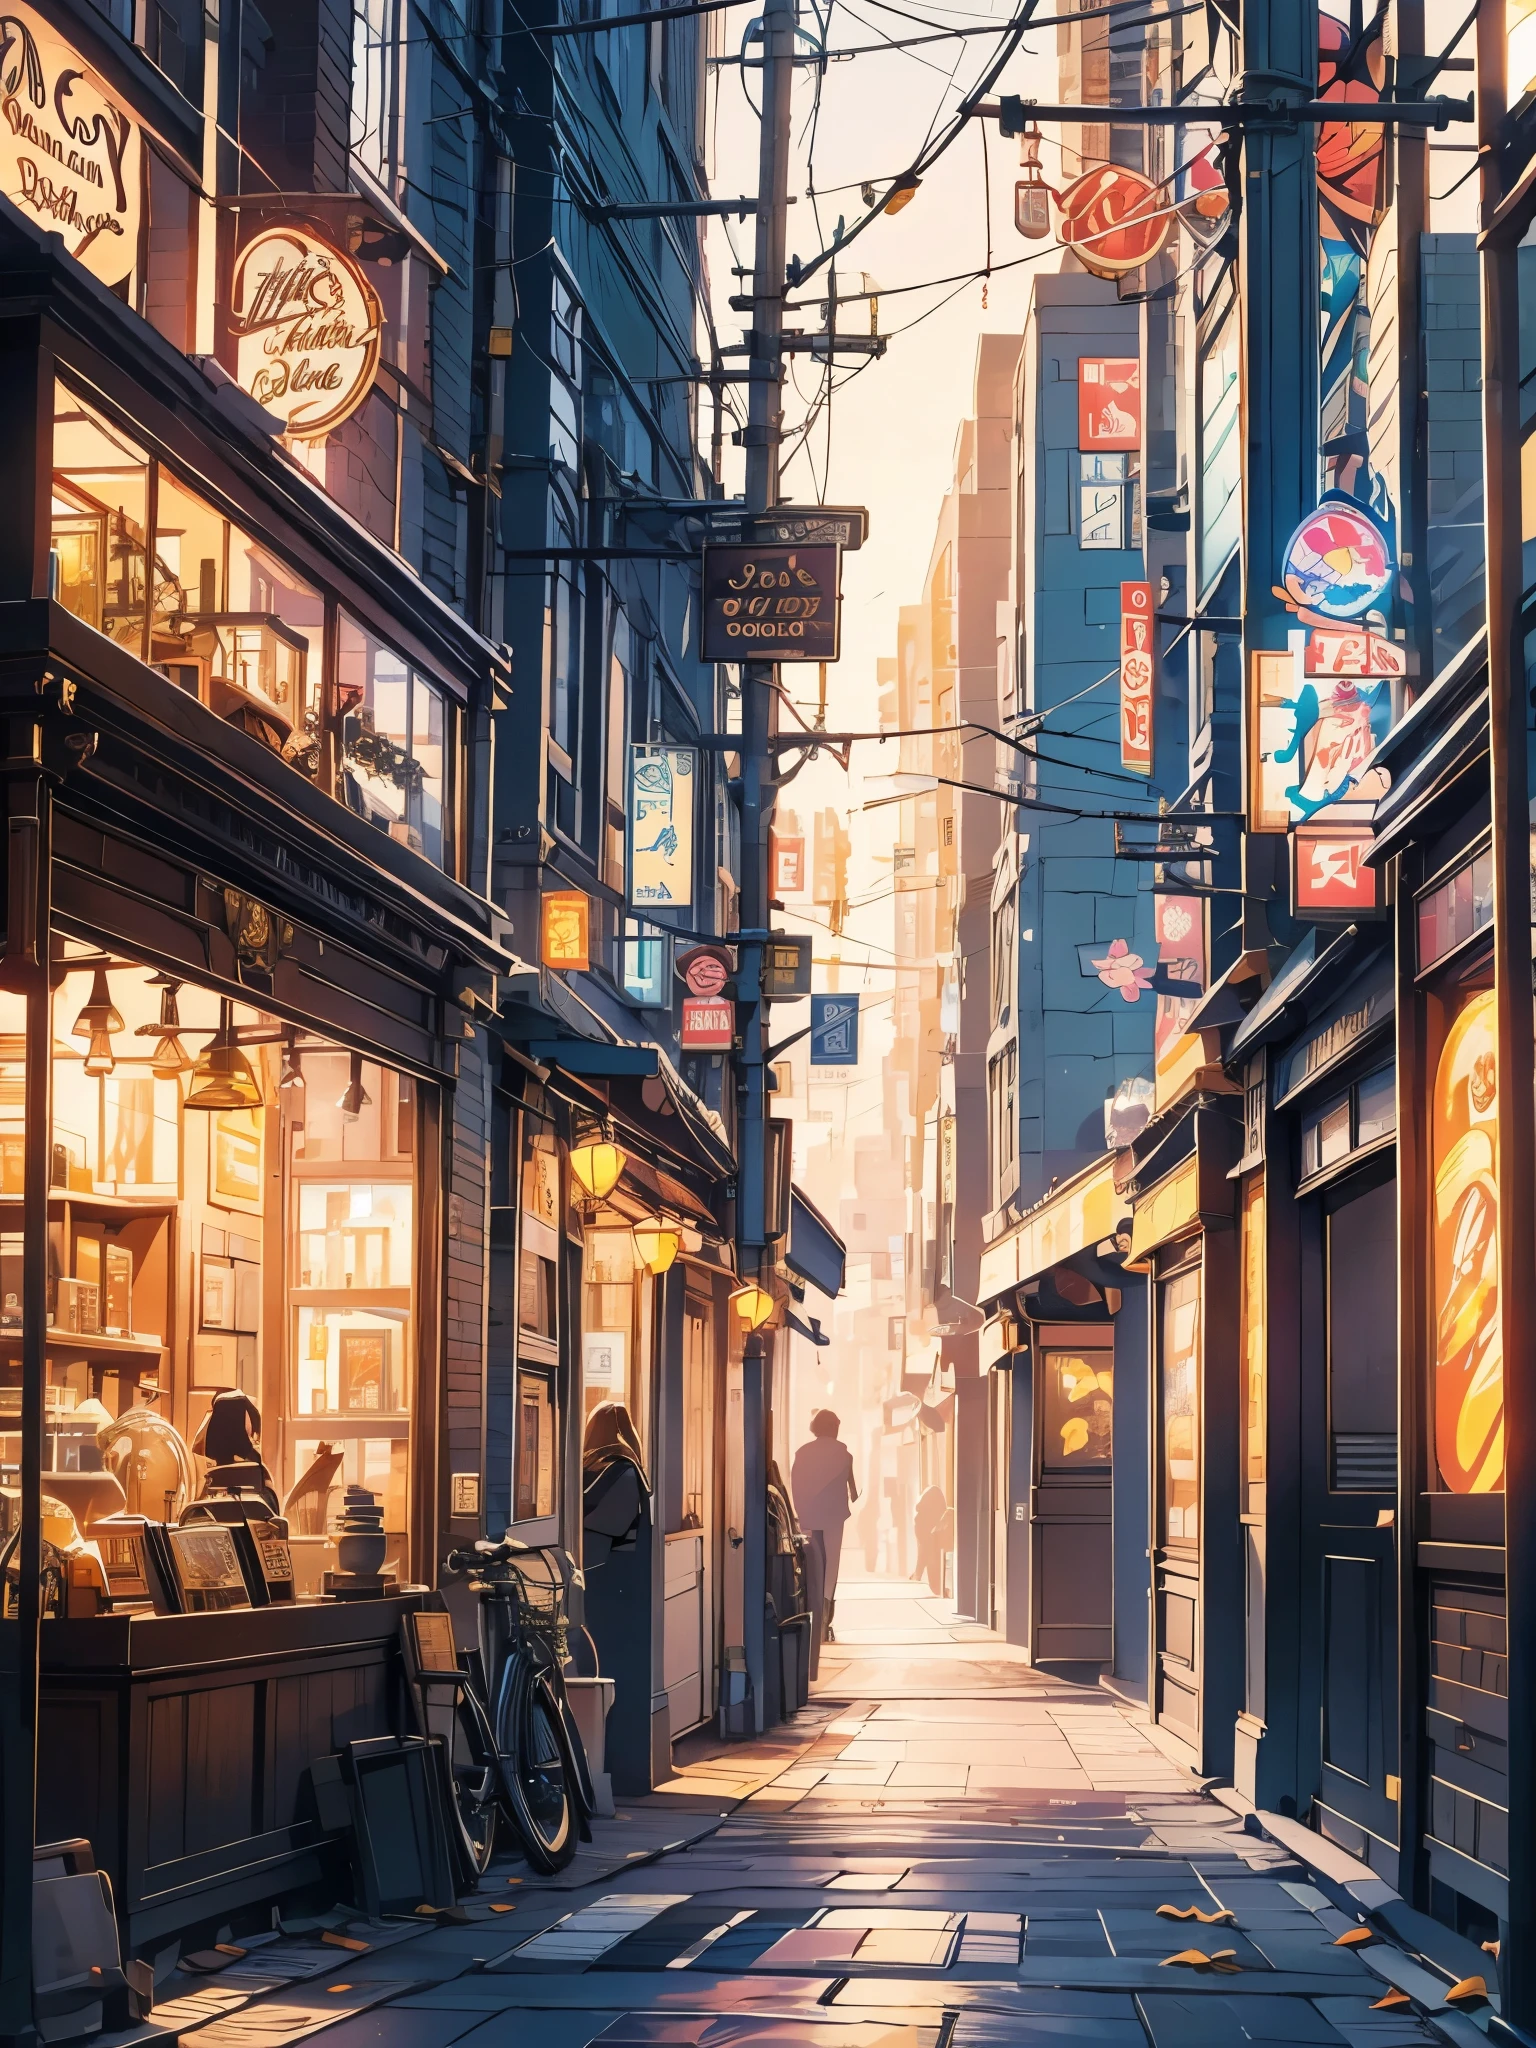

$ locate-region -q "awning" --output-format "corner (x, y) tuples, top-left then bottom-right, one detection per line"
(528, 1039), (659, 1076)
(1270, 949), (1393, 1110)
(1125, 1155), (1199, 1266)
(786, 1185), (846, 1299)
(976, 1156), (1122, 1306)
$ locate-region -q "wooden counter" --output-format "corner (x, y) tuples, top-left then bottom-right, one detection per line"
(38, 1595), (421, 1950)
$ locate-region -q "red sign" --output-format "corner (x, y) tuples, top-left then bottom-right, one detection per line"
(769, 833), (805, 896)
(681, 997), (734, 1049)
(677, 945), (732, 998)
(1079, 358), (1141, 450)
(1120, 581), (1154, 775)
(1059, 169), (1169, 280)
(1304, 625), (1407, 679)
(1294, 823), (1379, 915)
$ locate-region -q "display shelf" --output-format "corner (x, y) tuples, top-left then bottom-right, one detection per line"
(288, 1286), (412, 1310)
(0, 1329), (166, 1362)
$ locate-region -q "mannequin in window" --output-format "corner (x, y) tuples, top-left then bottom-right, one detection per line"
(193, 1389), (278, 1513)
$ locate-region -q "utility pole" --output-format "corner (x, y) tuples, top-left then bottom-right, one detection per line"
(734, 0), (795, 1737)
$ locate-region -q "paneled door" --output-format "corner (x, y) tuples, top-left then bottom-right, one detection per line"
(1028, 1323), (1114, 1667)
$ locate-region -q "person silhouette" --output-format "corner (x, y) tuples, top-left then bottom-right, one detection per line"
(790, 1409), (858, 1643)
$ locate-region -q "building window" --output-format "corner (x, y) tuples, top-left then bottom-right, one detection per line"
(988, 1042), (1017, 1200)
(514, 1367), (556, 1521)
(1429, 989), (1502, 1494)
(1299, 1063), (1395, 1183)
(1327, 1175), (1397, 1492)
(991, 887), (1016, 1029)
(1241, 1174), (1265, 1511)
(1159, 1263), (1201, 1548)
(1041, 1349), (1113, 1469)
(1197, 301), (1241, 595)
(1078, 451), (1141, 550)
(1417, 844), (1493, 971)
(337, 614), (454, 870)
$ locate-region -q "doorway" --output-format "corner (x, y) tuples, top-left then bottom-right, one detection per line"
(1026, 1323), (1114, 1668)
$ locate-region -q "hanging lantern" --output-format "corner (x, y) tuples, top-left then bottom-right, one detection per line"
(71, 966), (123, 1075)
(729, 1281), (775, 1331)
(135, 977), (190, 1077)
(569, 1136), (627, 1202)
(184, 998), (263, 1111)
(278, 1028), (303, 1090)
(631, 1215), (682, 1276)
(338, 1050), (371, 1123)
(1014, 122), (1050, 240)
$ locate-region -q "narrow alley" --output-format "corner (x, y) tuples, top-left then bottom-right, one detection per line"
(137, 1578), (1504, 2048)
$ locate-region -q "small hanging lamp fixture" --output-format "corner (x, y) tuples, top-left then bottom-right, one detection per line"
(278, 1028), (304, 1090)
(338, 1050), (371, 1123)
(1015, 122), (1050, 240)
(631, 1215), (682, 1276)
(569, 1126), (628, 1202)
(135, 977), (191, 1077)
(72, 966), (123, 1076)
(729, 1280), (775, 1332)
(184, 998), (263, 1111)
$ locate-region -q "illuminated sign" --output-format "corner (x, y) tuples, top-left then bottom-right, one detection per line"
(540, 890), (589, 972)
(681, 997), (733, 1049)
(0, 7), (139, 285)
(1119, 580), (1154, 774)
(628, 746), (695, 907)
(1248, 637), (1392, 832)
(1431, 989), (1503, 1494)
(1057, 167), (1169, 279)
(1079, 359), (1141, 451)
(230, 226), (382, 440)
(700, 545), (841, 662)
(1277, 494), (1394, 623)
(1305, 625), (1406, 679)
(1293, 819), (1380, 916)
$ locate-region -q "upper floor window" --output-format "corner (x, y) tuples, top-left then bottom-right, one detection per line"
(338, 615), (453, 869)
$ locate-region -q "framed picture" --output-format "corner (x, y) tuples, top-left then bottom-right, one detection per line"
(340, 1327), (394, 1412)
(201, 1257), (234, 1329)
(212, 1110), (262, 1206)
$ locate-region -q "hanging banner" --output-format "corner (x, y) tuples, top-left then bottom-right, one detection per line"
(769, 832), (804, 896)
(681, 997), (733, 1049)
(700, 544), (841, 662)
(627, 746), (695, 907)
(1153, 895), (1207, 1108)
(1120, 581), (1154, 774)
(229, 226), (382, 439)
(1079, 359), (1141, 451)
(810, 993), (860, 1066)
(540, 891), (590, 972)
(0, 7), (140, 286)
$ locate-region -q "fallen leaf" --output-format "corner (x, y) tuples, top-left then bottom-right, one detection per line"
(489, 1904), (517, 1914)
(322, 1932), (369, 1952)
(214, 1945), (247, 1959)
(326, 1985), (352, 1994)
(1444, 1977), (1488, 2007)
(1333, 1927), (1373, 1947)
(1370, 1989), (1411, 2011)
(1483, 1940), (1501, 1959)
(415, 1906), (438, 1918)
(506, 1879), (523, 1886)
(1156, 1904), (1235, 1925)
(1159, 1948), (1240, 1972)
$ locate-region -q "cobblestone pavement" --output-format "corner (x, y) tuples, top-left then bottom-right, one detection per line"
(142, 1576), (1510, 2048)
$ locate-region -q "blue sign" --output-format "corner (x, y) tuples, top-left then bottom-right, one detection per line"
(810, 994), (860, 1066)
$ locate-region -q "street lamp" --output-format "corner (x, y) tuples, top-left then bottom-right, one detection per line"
(184, 999), (263, 1111)
(729, 1281), (775, 1331)
(569, 1134), (627, 1201)
(632, 1215), (682, 1276)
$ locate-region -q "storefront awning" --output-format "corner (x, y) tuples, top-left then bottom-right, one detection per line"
(976, 1156), (1122, 1306)
(786, 1186), (846, 1299)
(1125, 1155), (1199, 1267)
(528, 1039), (659, 1076)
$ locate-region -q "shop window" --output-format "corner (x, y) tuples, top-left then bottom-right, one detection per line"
(1159, 1263), (1201, 1547)
(1, 949), (424, 1603)
(337, 613), (454, 869)
(1327, 1175), (1397, 1491)
(583, 1224), (646, 1452)
(514, 1367), (556, 1521)
(1041, 1349), (1112, 1470)
(519, 1250), (556, 1335)
(1417, 845), (1493, 971)
(676, 1303), (708, 1531)
(1430, 989), (1503, 1493)
(1299, 1064), (1396, 1183)
(1241, 1175), (1265, 1511)
(51, 397), (150, 656)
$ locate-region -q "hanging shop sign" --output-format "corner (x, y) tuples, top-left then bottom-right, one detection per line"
(761, 934), (813, 998)
(1248, 634), (1392, 833)
(1079, 359), (1141, 452)
(1293, 817), (1381, 917)
(540, 890), (590, 972)
(0, 7), (140, 286)
(769, 832), (805, 896)
(1153, 894), (1207, 1110)
(810, 993), (860, 1066)
(676, 945), (732, 999)
(700, 544), (841, 663)
(229, 226), (383, 439)
(1275, 494), (1394, 624)
(1304, 624), (1406, 679)
(681, 996), (733, 1049)
(628, 745), (695, 908)
(1057, 166), (1169, 279)
(1120, 580), (1154, 774)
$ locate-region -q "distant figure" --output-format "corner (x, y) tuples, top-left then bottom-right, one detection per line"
(582, 1401), (650, 1555)
(913, 1485), (949, 1597)
(582, 1401), (654, 1795)
(791, 1409), (858, 1642)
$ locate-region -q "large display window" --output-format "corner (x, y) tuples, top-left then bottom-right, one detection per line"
(0, 942), (426, 1604)
(1158, 1262), (1201, 1549)
(1429, 987), (1503, 1495)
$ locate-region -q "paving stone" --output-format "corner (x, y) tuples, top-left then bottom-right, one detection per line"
(1137, 1993), (1347, 2044)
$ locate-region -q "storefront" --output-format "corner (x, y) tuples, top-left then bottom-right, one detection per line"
(0, 183), (508, 1952)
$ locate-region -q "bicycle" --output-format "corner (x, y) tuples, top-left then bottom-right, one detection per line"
(402, 1537), (595, 1877)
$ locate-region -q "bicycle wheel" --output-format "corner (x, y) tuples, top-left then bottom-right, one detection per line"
(496, 1656), (578, 1872)
(449, 1684), (502, 1877)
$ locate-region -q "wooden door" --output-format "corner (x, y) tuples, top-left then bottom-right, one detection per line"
(1154, 1258), (1203, 1749)
(1029, 1325), (1114, 1666)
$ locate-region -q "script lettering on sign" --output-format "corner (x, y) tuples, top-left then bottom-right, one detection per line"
(230, 226), (382, 440)
(0, 7), (139, 285)
(1120, 581), (1154, 774)
(701, 544), (841, 663)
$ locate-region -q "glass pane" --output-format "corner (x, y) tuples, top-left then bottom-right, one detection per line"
(1241, 1175), (1266, 1509)
(1160, 1266), (1201, 1545)
(51, 388), (149, 656)
(515, 1367), (556, 1520)
(1430, 989), (1503, 1492)
(1041, 1349), (1112, 1469)
(1356, 1065), (1395, 1146)
(337, 613), (450, 868)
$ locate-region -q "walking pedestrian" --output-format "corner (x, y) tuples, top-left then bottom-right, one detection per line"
(790, 1408), (858, 1642)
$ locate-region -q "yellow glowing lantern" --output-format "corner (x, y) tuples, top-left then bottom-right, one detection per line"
(729, 1281), (775, 1331)
(568, 1138), (627, 1202)
(631, 1216), (682, 1276)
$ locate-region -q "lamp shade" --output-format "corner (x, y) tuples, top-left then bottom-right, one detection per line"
(569, 1138), (626, 1201)
(632, 1215), (681, 1276)
(184, 998), (262, 1111)
(71, 966), (123, 1041)
(729, 1281), (775, 1331)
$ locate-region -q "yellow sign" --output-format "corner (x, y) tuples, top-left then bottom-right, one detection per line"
(976, 1156), (1120, 1304)
(540, 890), (590, 972)
(1125, 1156), (1199, 1267)
(0, 8), (139, 285)
(1432, 989), (1503, 1493)
(628, 747), (695, 907)
(230, 227), (383, 440)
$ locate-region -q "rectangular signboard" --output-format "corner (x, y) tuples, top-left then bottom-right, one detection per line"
(1078, 358), (1141, 450)
(541, 890), (589, 972)
(761, 933), (813, 998)
(1120, 581), (1154, 774)
(1293, 820), (1381, 916)
(628, 746), (695, 907)
(681, 997), (733, 1048)
(810, 993), (860, 1066)
(769, 833), (804, 895)
(701, 544), (841, 663)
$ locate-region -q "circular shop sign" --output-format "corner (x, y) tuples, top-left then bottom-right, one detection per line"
(677, 946), (731, 999)
(1279, 496), (1394, 621)
(230, 227), (383, 440)
(1057, 166), (1170, 278)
